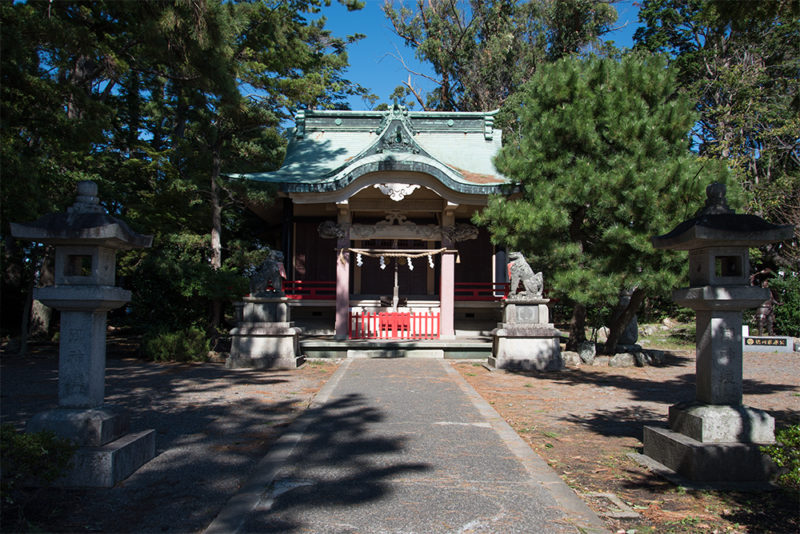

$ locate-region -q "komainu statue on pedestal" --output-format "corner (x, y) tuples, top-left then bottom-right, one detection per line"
(507, 252), (543, 299)
(249, 250), (286, 296)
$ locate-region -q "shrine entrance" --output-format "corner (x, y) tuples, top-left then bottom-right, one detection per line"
(231, 106), (513, 344)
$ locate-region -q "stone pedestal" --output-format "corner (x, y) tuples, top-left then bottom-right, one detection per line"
(27, 408), (155, 488)
(489, 299), (563, 371)
(227, 297), (304, 369)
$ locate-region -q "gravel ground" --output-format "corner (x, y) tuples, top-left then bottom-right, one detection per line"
(0, 350), (338, 533)
(454, 349), (800, 533)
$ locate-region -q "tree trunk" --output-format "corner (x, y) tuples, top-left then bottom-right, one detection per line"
(18, 246), (53, 354)
(603, 288), (646, 355)
(565, 302), (586, 351)
(209, 141), (223, 338)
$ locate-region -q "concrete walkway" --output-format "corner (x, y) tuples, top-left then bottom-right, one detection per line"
(205, 359), (607, 534)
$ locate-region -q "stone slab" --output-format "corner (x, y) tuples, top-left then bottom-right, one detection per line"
(236, 299), (290, 323)
(490, 337), (563, 371)
(347, 349), (444, 359)
(743, 336), (795, 353)
(59, 429), (156, 488)
(230, 323), (298, 335)
(493, 325), (560, 337)
(228, 331), (303, 369)
(27, 407), (129, 447)
(34, 285), (131, 312)
(642, 425), (776, 483)
(668, 402), (775, 443)
(501, 300), (550, 325)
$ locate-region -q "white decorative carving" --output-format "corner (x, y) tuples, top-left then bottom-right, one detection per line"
(374, 183), (420, 201)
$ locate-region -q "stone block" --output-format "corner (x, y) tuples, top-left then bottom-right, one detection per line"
(562, 351), (581, 368)
(27, 408), (129, 446)
(59, 429), (156, 488)
(592, 356), (611, 366)
(609, 353), (636, 367)
(347, 349), (444, 359)
(635, 349), (666, 367)
(642, 425), (776, 482)
(227, 330), (304, 369)
(578, 341), (595, 364)
(236, 299), (290, 323)
(668, 402), (775, 444)
(502, 299), (550, 325)
(491, 337), (563, 371)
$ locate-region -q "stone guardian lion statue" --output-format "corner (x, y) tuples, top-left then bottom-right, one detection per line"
(249, 250), (286, 296)
(507, 252), (543, 299)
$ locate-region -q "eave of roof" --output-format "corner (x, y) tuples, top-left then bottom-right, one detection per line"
(228, 105), (512, 196)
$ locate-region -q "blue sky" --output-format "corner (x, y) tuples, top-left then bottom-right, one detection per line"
(319, 0), (644, 110)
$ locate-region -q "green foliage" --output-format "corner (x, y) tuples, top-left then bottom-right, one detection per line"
(1, 0), (366, 339)
(384, 0), (617, 111)
(761, 424), (800, 492)
(634, 0), (800, 266)
(477, 54), (731, 322)
(142, 326), (211, 362)
(771, 274), (800, 336)
(0, 424), (76, 506)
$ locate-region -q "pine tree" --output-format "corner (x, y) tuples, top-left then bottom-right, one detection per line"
(475, 54), (731, 352)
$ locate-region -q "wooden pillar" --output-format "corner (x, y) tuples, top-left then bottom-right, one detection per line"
(334, 201), (351, 340)
(440, 202), (457, 339)
(281, 198), (294, 280)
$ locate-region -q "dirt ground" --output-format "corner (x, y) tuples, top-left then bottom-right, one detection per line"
(2, 340), (798, 533)
(0, 344), (339, 534)
(452, 350), (800, 534)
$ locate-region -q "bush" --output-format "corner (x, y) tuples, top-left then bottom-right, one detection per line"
(0, 424), (76, 508)
(142, 326), (210, 362)
(762, 424), (800, 491)
(771, 274), (800, 336)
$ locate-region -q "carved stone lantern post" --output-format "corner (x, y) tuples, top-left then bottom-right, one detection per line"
(643, 183), (793, 483)
(10, 181), (155, 487)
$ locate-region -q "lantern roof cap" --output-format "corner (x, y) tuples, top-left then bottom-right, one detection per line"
(652, 183), (793, 250)
(10, 181), (152, 249)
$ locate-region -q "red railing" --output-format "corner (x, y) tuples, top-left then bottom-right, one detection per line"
(349, 311), (440, 340)
(283, 280), (336, 300)
(454, 282), (510, 301)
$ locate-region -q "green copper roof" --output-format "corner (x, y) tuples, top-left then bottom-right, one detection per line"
(230, 105), (511, 196)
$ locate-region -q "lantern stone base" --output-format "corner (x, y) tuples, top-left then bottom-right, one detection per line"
(642, 402), (776, 483)
(27, 407), (155, 488)
(668, 402), (775, 443)
(489, 299), (563, 372)
(642, 426), (776, 483)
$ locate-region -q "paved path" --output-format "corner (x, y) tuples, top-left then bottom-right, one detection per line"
(206, 359), (607, 533)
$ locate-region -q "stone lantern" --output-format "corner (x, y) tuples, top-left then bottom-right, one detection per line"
(642, 183), (793, 483)
(10, 181), (155, 487)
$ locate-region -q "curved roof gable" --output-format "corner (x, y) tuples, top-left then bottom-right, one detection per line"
(230, 105), (511, 196)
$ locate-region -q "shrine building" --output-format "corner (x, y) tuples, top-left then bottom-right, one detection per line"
(231, 105), (513, 344)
